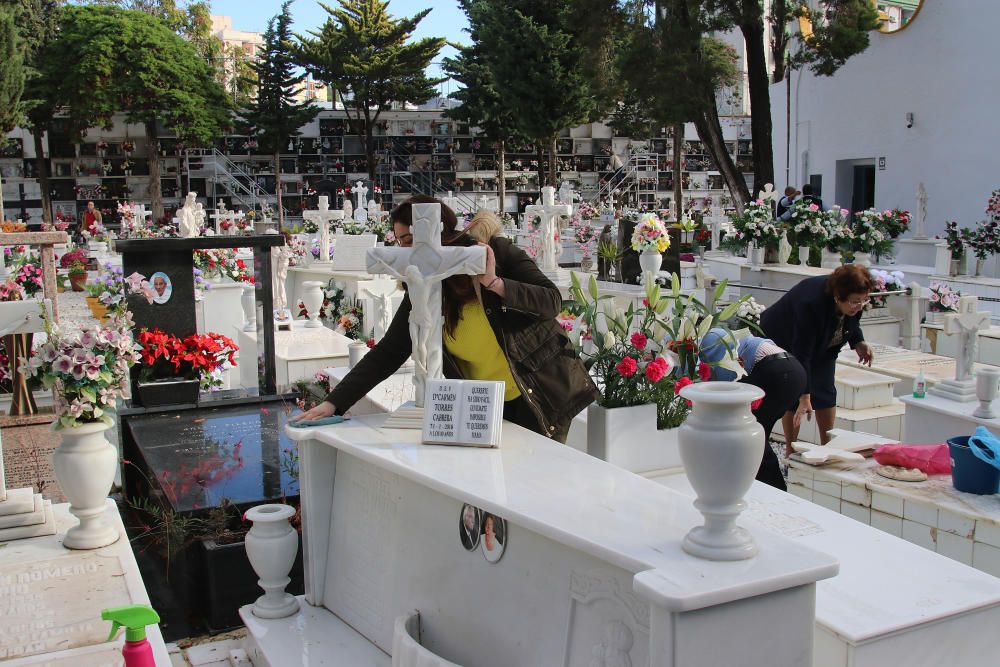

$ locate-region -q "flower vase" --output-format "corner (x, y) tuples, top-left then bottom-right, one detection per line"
(972, 367), (1000, 419)
(821, 248), (842, 269)
(241, 284), (257, 333)
(348, 341), (369, 368)
(638, 250), (662, 280)
(245, 504), (300, 619)
(678, 382), (765, 561)
(975, 258), (985, 277)
(749, 244), (764, 270)
(300, 281), (325, 328)
(587, 403), (682, 474)
(798, 245), (811, 267)
(854, 251), (872, 267)
(580, 255), (594, 273)
(53, 421), (120, 550)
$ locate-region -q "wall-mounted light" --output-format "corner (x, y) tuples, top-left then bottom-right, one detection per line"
(906, 112), (914, 129)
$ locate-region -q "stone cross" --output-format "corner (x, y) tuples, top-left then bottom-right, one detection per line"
(210, 201), (232, 235)
(352, 181), (368, 211)
(366, 203), (486, 412)
(943, 295), (990, 382)
(131, 204), (150, 229)
(476, 195), (495, 213)
(525, 186), (571, 273)
(440, 190), (462, 215)
(303, 196), (344, 264)
(361, 278), (400, 341)
(915, 182), (928, 239)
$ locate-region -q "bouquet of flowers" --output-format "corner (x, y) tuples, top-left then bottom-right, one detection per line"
(850, 209), (887, 254)
(729, 199), (781, 248)
(868, 269), (905, 309)
(86, 262), (127, 309)
(136, 329), (238, 391)
(942, 220), (966, 258)
(13, 260), (44, 297)
(823, 206), (853, 252)
(929, 281), (961, 313)
(301, 217), (319, 234)
(734, 296), (765, 327)
(571, 219), (597, 258)
(21, 306), (138, 429)
(880, 209), (910, 239)
(193, 249), (253, 283)
(333, 299), (365, 340)
(986, 189), (1000, 222)
(630, 212), (671, 253)
(574, 202), (599, 223)
(121, 140), (135, 153)
(962, 220), (1000, 261)
(82, 222), (109, 243)
(787, 200), (828, 247)
(1, 220), (27, 233)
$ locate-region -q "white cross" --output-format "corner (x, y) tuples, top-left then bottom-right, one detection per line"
(524, 186), (571, 272)
(366, 203), (486, 411)
(210, 201), (233, 235)
(440, 190), (462, 215)
(757, 183), (777, 203)
(352, 181), (368, 211)
(476, 195), (495, 213)
(131, 204), (150, 229)
(303, 196), (344, 263)
(943, 295), (990, 381)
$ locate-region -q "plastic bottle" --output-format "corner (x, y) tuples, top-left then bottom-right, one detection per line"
(913, 370), (926, 398)
(102, 604), (161, 667)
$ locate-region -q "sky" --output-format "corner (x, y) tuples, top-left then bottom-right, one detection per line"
(208, 0), (470, 95)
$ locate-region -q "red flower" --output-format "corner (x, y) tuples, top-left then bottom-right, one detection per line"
(366, 338), (376, 348)
(698, 362), (712, 382)
(642, 298), (650, 307)
(630, 332), (648, 350)
(645, 357), (668, 382)
(616, 356), (638, 377)
(674, 376), (694, 406)
(750, 397), (764, 411)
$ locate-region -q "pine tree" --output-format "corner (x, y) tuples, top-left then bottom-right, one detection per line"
(295, 0), (445, 181)
(239, 2), (320, 228)
(0, 4), (25, 224)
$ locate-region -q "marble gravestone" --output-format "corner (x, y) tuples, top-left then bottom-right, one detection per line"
(929, 295), (991, 402)
(366, 203), (486, 428)
(303, 195), (343, 265)
(525, 186), (571, 279)
(330, 234), (378, 273)
(620, 220), (680, 285)
(353, 181), (369, 224)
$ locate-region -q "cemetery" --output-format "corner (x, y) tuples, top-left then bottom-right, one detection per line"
(0, 1), (999, 666)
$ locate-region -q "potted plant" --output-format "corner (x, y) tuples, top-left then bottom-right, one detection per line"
(850, 209), (888, 266)
(134, 328), (239, 407)
(786, 199), (828, 266)
(943, 220), (967, 276)
(728, 198), (781, 268)
(67, 260), (88, 292)
(963, 221), (999, 277)
(821, 206), (852, 268)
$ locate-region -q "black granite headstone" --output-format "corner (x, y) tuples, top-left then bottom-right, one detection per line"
(619, 221), (681, 285)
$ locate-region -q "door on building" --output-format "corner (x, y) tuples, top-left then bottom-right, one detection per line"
(851, 164), (875, 216)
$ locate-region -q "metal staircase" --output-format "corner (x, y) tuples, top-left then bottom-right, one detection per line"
(586, 152), (654, 207)
(380, 144), (479, 214)
(187, 149), (295, 221)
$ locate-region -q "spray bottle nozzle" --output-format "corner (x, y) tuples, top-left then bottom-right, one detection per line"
(101, 604), (160, 643)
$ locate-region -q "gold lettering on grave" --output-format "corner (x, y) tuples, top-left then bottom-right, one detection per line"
(0, 554), (131, 660)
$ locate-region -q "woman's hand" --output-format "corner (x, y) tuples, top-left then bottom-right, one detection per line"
(793, 394), (813, 429)
(855, 341), (874, 366)
(289, 400), (336, 423)
(477, 243), (505, 296)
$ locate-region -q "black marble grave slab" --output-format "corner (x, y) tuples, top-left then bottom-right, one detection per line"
(619, 221), (681, 285)
(125, 401), (299, 513)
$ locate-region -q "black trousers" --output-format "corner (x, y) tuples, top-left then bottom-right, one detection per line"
(739, 353), (807, 491)
(503, 396), (569, 444)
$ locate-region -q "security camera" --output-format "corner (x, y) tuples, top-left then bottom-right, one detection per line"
(905, 112), (914, 129)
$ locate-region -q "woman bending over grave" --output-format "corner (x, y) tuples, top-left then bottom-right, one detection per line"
(760, 265), (875, 450)
(291, 195), (598, 442)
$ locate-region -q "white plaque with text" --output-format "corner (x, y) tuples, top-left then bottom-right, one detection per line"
(422, 379), (504, 447)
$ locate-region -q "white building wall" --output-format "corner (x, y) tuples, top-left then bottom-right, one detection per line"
(770, 1), (999, 239)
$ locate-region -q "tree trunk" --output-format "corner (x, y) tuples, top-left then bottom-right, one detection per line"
(363, 109), (376, 182)
(672, 122), (683, 222)
(145, 120), (163, 221)
(548, 135), (558, 188)
(33, 130), (52, 224)
(535, 144), (545, 192)
(274, 150), (283, 230)
(740, 16), (776, 195)
(694, 96), (748, 214)
(771, 0), (789, 83)
(496, 139), (506, 215)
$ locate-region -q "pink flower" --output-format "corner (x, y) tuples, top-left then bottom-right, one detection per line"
(698, 362), (712, 382)
(674, 376), (694, 406)
(560, 321), (574, 332)
(616, 356), (638, 377)
(630, 332), (648, 350)
(645, 357), (668, 382)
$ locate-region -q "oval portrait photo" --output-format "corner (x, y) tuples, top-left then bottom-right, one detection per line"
(480, 512), (507, 563)
(150, 271), (173, 305)
(459, 503), (481, 551)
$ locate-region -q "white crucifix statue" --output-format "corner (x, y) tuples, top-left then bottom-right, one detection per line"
(361, 277), (401, 341)
(366, 203), (486, 428)
(525, 185), (571, 277)
(915, 182), (928, 239)
(929, 295), (991, 402)
(353, 181), (369, 223)
(210, 201), (232, 235)
(303, 196), (344, 264)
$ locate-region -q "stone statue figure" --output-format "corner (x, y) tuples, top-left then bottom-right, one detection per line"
(558, 180), (576, 205)
(178, 192), (205, 238)
(272, 244), (293, 316)
(343, 198), (354, 222)
(777, 230), (792, 264)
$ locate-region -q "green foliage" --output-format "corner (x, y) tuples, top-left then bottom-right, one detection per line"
(0, 4), (25, 133)
(226, 43), (258, 107)
(240, 2), (319, 156)
(442, 42), (522, 146)
(296, 0), (445, 178)
(793, 0), (881, 76)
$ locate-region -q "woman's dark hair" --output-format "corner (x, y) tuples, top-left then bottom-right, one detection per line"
(826, 264), (874, 301)
(389, 195), (477, 337)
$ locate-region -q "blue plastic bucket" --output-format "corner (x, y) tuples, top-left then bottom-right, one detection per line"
(948, 436), (1000, 495)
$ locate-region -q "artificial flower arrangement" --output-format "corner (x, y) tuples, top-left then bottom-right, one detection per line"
(929, 281), (961, 313)
(849, 209), (887, 254)
(85, 262), (126, 310)
(82, 222), (109, 243)
(821, 206), (852, 252)
(569, 272), (748, 429)
(733, 296), (765, 327)
(961, 220), (1000, 261)
(12, 258), (44, 297)
(868, 269), (905, 309)
(787, 199), (828, 248)
(301, 217), (319, 234)
(728, 199), (781, 249)
(192, 249), (253, 284)
(1, 220), (27, 233)
(120, 140), (135, 153)
(942, 220), (966, 259)
(136, 328), (238, 392)
(987, 189), (1000, 222)
(879, 208), (910, 239)
(630, 212), (671, 253)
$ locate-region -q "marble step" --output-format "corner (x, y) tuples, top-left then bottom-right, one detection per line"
(0, 493), (47, 529)
(835, 366), (900, 410)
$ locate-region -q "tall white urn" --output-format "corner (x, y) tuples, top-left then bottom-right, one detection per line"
(678, 382), (765, 561)
(301, 280), (325, 328)
(241, 283), (257, 333)
(638, 250), (662, 281)
(245, 503), (300, 619)
(53, 421), (120, 549)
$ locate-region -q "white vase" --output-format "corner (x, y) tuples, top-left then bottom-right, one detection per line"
(678, 382), (765, 561)
(748, 244), (764, 270)
(973, 367), (1000, 419)
(798, 245), (810, 267)
(245, 503), (300, 619)
(53, 421), (120, 550)
(975, 258), (985, 277)
(301, 280), (325, 328)
(854, 251), (872, 267)
(241, 283), (257, 332)
(638, 250), (662, 279)
(392, 611), (462, 667)
(587, 403), (681, 474)
(348, 341), (369, 368)
(821, 248), (842, 269)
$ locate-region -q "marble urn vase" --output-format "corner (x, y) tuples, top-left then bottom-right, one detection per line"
(678, 382), (765, 561)
(53, 421), (120, 549)
(246, 503), (300, 619)
(241, 283), (257, 333)
(638, 250), (661, 280)
(301, 280), (326, 328)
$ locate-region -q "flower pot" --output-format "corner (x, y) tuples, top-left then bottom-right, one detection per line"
(973, 367), (1000, 420)
(245, 503), (300, 619)
(853, 251), (872, 267)
(580, 255), (594, 272)
(798, 245), (811, 267)
(975, 258), (985, 277)
(136, 378), (200, 408)
(69, 272), (87, 292)
(678, 382), (765, 561)
(926, 311), (944, 324)
(587, 403), (681, 474)
(821, 248), (842, 269)
(53, 421), (120, 549)
(348, 341), (369, 368)
(300, 280), (325, 328)
(637, 250), (662, 279)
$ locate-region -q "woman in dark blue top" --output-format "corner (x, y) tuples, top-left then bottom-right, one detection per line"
(760, 265), (875, 448)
